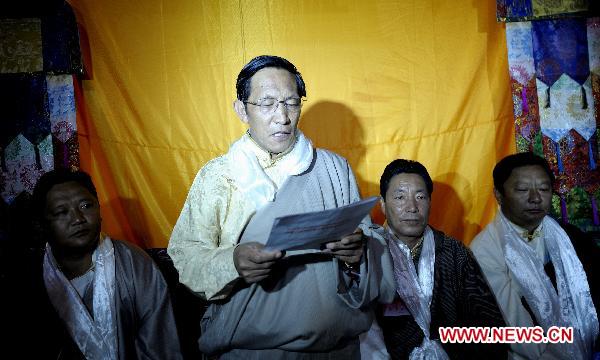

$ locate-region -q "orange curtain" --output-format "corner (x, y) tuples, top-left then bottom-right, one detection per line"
(68, 0), (515, 248)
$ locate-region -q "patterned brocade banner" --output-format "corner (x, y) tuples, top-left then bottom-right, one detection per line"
(497, 0), (593, 22)
(0, 19), (43, 73)
(0, 2), (82, 247)
(505, 16), (600, 231)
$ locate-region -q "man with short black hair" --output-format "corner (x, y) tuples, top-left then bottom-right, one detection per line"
(470, 152), (599, 359)
(373, 159), (507, 359)
(23, 169), (182, 359)
(168, 55), (395, 359)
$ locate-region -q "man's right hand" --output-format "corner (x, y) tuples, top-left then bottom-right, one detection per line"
(233, 242), (283, 283)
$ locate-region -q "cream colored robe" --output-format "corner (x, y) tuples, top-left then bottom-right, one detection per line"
(470, 216), (559, 359)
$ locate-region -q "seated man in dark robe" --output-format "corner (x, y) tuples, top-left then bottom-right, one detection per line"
(17, 169), (182, 359)
(470, 152), (599, 359)
(366, 159), (508, 359)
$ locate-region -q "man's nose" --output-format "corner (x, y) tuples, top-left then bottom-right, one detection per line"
(70, 208), (86, 224)
(272, 102), (291, 124)
(405, 198), (418, 212)
(528, 189), (542, 203)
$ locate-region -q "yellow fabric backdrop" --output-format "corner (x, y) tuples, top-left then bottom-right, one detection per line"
(69, 0), (515, 248)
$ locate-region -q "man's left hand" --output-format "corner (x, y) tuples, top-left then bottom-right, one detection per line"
(323, 229), (365, 265)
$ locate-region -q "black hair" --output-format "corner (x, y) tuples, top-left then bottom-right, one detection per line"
(32, 169), (98, 218)
(236, 55), (306, 102)
(493, 152), (555, 195)
(380, 159), (433, 198)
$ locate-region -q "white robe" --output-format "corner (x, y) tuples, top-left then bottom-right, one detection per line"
(470, 214), (597, 359)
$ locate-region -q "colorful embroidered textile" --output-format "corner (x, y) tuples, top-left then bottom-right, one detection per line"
(0, 19), (43, 73)
(504, 16), (600, 231)
(0, 2), (82, 247)
(497, 0), (592, 22)
(0, 73), (79, 203)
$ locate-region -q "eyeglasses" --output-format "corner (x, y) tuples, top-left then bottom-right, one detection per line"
(244, 97), (305, 114)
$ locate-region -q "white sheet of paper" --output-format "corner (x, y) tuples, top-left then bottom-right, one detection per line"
(264, 196), (379, 251)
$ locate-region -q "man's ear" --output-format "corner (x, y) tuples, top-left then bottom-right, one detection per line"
(379, 197), (386, 216)
(233, 100), (248, 124)
(493, 188), (503, 206)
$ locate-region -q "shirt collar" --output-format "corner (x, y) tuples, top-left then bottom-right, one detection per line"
(246, 130), (297, 169)
(384, 223), (424, 251)
(505, 218), (544, 242)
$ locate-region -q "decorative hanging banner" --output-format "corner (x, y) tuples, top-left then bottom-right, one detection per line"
(47, 74), (76, 143)
(0, 2), (83, 252)
(506, 22), (543, 153)
(497, 0), (592, 22)
(0, 19), (43, 74)
(46, 74), (78, 169)
(503, 15), (600, 231)
(1, 134), (54, 204)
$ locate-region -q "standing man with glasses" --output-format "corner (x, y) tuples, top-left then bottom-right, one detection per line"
(168, 55), (395, 359)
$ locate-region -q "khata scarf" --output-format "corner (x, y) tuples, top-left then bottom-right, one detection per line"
(228, 129), (314, 210)
(387, 226), (449, 360)
(43, 236), (118, 360)
(497, 211), (598, 359)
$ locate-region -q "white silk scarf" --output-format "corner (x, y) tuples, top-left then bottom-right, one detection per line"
(387, 226), (449, 360)
(228, 129), (314, 210)
(43, 236), (118, 360)
(497, 212), (598, 359)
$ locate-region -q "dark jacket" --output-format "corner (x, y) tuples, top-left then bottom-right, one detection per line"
(377, 228), (509, 360)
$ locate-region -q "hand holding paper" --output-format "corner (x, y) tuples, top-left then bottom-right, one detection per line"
(233, 242), (283, 283)
(265, 196), (378, 251)
(323, 229), (365, 265)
